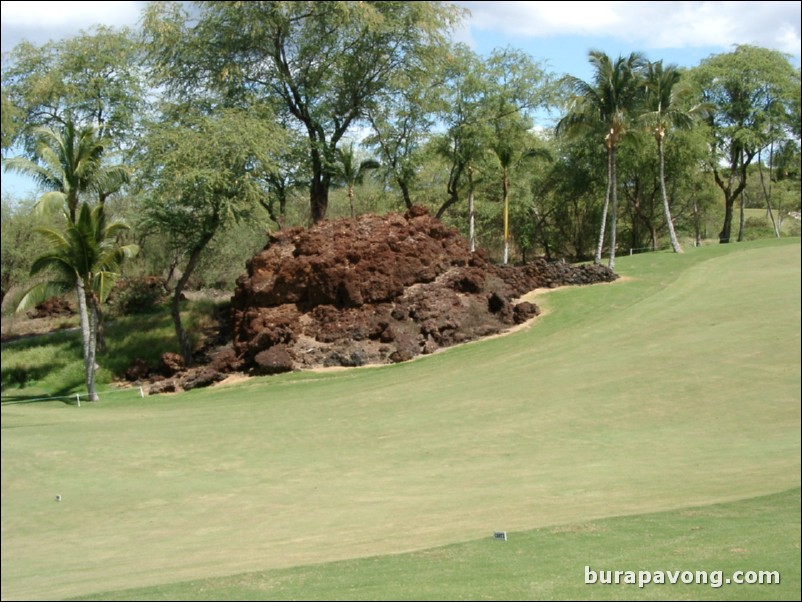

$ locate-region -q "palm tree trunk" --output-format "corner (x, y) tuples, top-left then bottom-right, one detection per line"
(76, 278), (99, 401)
(348, 185), (355, 219)
(595, 146), (613, 265)
(91, 294), (107, 352)
(658, 137), (683, 253)
(608, 145), (618, 271)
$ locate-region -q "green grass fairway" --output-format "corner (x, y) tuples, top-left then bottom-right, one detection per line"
(73, 488), (801, 601)
(2, 239), (800, 600)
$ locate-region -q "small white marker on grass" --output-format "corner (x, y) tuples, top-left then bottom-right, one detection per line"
(493, 531), (507, 541)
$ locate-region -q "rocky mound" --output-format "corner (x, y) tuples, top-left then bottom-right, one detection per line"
(228, 206), (617, 376)
(138, 206), (617, 393)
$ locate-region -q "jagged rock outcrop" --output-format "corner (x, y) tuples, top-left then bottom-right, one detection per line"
(230, 206), (617, 374)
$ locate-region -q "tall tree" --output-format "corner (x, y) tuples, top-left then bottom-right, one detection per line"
(18, 203), (137, 401)
(141, 107), (283, 364)
(366, 72), (443, 211)
(1, 26), (146, 157)
(434, 44), (492, 239)
(485, 48), (552, 264)
(143, 1), (463, 223)
(558, 51), (647, 269)
(691, 45), (799, 243)
(640, 61), (710, 253)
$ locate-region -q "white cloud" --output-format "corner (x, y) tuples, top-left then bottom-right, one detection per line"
(1, 1), (142, 28)
(0, 0), (146, 53)
(463, 1), (622, 37)
(460, 1), (801, 57)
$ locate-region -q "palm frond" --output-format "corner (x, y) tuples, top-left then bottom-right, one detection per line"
(15, 281), (75, 314)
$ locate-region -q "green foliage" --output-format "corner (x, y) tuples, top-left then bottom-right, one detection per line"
(20, 203), (138, 311)
(557, 51), (650, 267)
(108, 277), (168, 317)
(1, 27), (144, 139)
(189, 221), (270, 291)
(3, 8), (799, 306)
(1, 196), (56, 306)
(143, 0), (464, 222)
(141, 107), (282, 251)
(690, 45), (800, 242)
(2, 120), (130, 221)
(1, 26), (145, 154)
(139, 106), (284, 361)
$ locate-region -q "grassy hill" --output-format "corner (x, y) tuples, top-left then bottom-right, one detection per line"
(2, 238), (799, 600)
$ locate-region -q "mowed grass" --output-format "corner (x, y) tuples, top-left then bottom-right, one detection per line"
(74, 487), (801, 601)
(1, 238), (799, 600)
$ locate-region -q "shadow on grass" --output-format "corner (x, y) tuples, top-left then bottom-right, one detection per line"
(1, 392), (80, 406)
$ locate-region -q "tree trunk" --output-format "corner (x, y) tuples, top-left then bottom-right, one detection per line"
(658, 135), (683, 253)
(398, 179), (413, 210)
(172, 236), (215, 366)
(715, 149), (751, 243)
(309, 143), (331, 224)
(737, 191), (745, 242)
(757, 148), (780, 238)
(595, 145), (613, 265)
(608, 145), (618, 271)
(467, 166), (475, 253)
(502, 168), (510, 265)
(76, 278), (99, 402)
(348, 185), (355, 219)
(310, 175), (329, 224)
(437, 158), (463, 220)
(693, 198), (702, 247)
(719, 196), (735, 243)
(91, 294), (106, 352)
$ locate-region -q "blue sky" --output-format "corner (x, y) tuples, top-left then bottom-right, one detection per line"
(2, 0), (801, 198)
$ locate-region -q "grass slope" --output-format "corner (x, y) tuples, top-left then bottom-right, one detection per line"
(2, 239), (800, 600)
(75, 488), (801, 601)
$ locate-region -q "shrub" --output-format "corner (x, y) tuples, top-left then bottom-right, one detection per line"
(109, 276), (168, 316)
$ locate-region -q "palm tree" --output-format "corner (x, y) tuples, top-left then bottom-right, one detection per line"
(489, 107), (527, 265)
(334, 143), (380, 218)
(3, 120), (130, 350)
(640, 61), (709, 254)
(18, 204), (138, 401)
(3, 121), (129, 222)
(557, 51), (647, 269)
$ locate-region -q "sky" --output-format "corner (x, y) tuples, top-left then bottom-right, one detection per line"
(2, 0), (801, 197)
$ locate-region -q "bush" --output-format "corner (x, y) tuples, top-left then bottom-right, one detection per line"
(741, 216), (778, 241)
(109, 276), (168, 316)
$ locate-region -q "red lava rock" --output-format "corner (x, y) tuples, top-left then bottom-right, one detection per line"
(228, 207), (618, 373)
(26, 297), (74, 319)
(252, 345), (295, 375)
